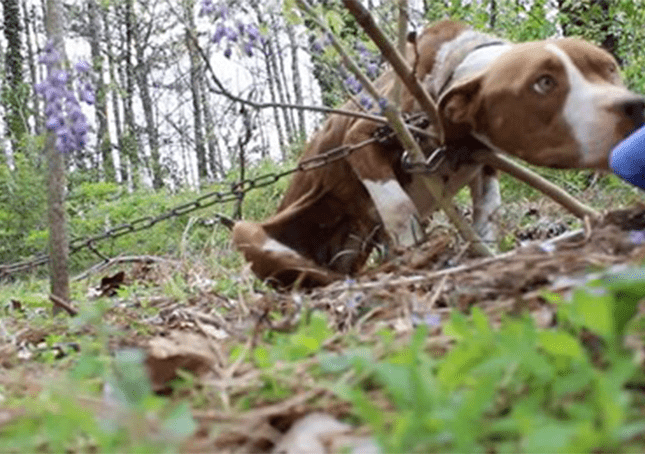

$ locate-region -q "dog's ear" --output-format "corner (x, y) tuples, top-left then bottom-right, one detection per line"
(438, 75), (483, 139)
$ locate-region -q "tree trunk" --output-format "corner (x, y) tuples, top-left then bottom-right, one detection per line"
(134, 23), (163, 188)
(185, 3), (207, 184)
(3, 0), (28, 157)
(287, 24), (305, 139)
(88, 0), (115, 182)
(44, 0), (69, 315)
(22, 1), (40, 136)
(123, 0), (139, 189)
(262, 41), (286, 157)
(268, 24), (295, 143)
(202, 90), (222, 180)
(489, 0), (496, 29)
(102, 5), (126, 184)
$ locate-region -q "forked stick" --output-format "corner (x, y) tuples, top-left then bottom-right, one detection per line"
(474, 151), (601, 221)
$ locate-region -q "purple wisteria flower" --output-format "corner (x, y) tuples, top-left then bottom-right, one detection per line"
(345, 75), (362, 94)
(202, 0), (264, 58)
(359, 94), (373, 110)
(34, 41), (94, 153)
(629, 230), (645, 244)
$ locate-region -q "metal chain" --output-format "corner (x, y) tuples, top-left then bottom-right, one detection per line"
(0, 134), (388, 278)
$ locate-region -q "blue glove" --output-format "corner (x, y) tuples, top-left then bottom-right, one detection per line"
(609, 124), (645, 190)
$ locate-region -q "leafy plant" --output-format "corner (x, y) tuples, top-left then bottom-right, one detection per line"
(321, 267), (645, 453)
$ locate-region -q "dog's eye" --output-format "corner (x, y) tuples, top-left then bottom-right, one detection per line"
(533, 75), (557, 95)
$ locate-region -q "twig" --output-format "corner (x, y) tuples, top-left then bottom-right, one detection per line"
(193, 388), (324, 423)
(474, 151), (601, 221)
(49, 294), (78, 316)
(183, 26), (391, 125)
(73, 255), (179, 282)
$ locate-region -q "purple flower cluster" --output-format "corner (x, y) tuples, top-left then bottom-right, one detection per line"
(34, 41), (94, 153)
(310, 33), (382, 111)
(201, 0), (265, 58)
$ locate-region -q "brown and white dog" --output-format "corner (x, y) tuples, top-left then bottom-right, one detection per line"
(232, 20), (645, 288)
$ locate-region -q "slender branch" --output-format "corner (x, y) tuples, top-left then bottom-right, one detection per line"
(343, 0), (445, 144)
(183, 26), (389, 125)
(474, 151), (601, 221)
(49, 294), (78, 317)
(393, 0), (408, 107)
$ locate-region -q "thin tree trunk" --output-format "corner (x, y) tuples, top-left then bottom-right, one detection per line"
(135, 26), (163, 188)
(202, 92), (221, 179)
(102, 5), (126, 183)
(268, 28), (294, 143)
(22, 1), (39, 136)
(123, 0), (139, 189)
(262, 43), (286, 157)
(287, 24), (305, 139)
(185, 3), (207, 184)
(88, 0), (115, 182)
(489, 0), (496, 29)
(3, 0), (27, 157)
(44, 0), (69, 314)
(253, 5), (285, 157)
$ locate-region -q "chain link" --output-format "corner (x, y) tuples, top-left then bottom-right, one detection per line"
(0, 113), (439, 278)
(0, 129), (401, 278)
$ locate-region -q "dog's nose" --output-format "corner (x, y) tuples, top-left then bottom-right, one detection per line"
(619, 98), (645, 129)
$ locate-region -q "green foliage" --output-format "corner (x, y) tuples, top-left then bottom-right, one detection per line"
(319, 268), (645, 453)
(0, 152), (48, 263)
(0, 299), (195, 453)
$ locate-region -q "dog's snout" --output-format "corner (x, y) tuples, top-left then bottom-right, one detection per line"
(619, 98), (645, 130)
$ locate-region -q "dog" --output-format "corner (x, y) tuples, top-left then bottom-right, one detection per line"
(232, 20), (645, 288)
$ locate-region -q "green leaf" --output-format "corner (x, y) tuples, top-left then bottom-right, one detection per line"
(112, 348), (152, 406)
(324, 10), (344, 34)
(318, 347), (372, 373)
(524, 421), (578, 453)
(539, 331), (583, 359)
(252, 346), (272, 369)
(571, 288), (613, 338)
(162, 402), (197, 438)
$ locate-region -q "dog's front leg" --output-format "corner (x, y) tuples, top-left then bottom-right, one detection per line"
(469, 164), (501, 246)
(345, 123), (424, 248)
(360, 178), (424, 247)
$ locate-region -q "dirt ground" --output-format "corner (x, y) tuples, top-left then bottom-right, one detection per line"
(2, 205), (645, 452)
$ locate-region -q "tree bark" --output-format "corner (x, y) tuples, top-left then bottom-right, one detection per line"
(262, 41), (286, 157)
(122, 0), (139, 189)
(102, 5), (126, 184)
(268, 22), (295, 143)
(185, 1), (207, 183)
(202, 89), (222, 179)
(3, 0), (28, 157)
(44, 0), (69, 315)
(134, 19), (163, 188)
(22, 1), (40, 136)
(287, 24), (306, 139)
(88, 0), (115, 182)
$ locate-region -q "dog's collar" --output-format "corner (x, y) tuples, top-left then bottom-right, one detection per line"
(428, 30), (510, 100)
(436, 40), (508, 97)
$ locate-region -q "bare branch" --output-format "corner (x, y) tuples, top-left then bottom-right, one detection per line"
(474, 151), (601, 221)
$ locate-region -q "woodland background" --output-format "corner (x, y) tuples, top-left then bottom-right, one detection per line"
(2, 1), (645, 453)
(0, 0), (644, 271)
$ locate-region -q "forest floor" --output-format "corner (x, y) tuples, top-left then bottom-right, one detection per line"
(2, 195), (645, 452)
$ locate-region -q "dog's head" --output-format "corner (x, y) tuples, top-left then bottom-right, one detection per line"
(438, 38), (645, 169)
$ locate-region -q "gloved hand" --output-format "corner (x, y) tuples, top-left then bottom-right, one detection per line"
(609, 124), (645, 190)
